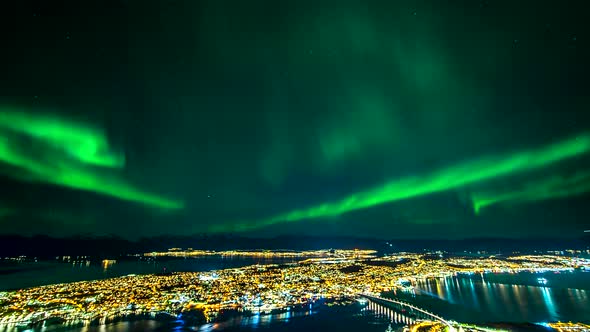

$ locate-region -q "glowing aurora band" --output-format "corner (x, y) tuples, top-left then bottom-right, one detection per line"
(213, 133), (590, 232)
(471, 171), (590, 214)
(0, 111), (125, 168)
(0, 109), (182, 210)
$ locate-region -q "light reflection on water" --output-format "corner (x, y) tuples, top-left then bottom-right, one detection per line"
(67, 305), (392, 332)
(197, 309), (311, 331)
(0, 257), (300, 291)
(361, 300), (420, 327)
(3, 270), (590, 330)
(408, 272), (590, 322)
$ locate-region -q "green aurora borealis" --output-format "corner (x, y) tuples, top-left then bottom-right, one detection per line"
(213, 133), (590, 232)
(471, 171), (590, 214)
(0, 0), (588, 237)
(0, 110), (125, 168)
(0, 110), (183, 210)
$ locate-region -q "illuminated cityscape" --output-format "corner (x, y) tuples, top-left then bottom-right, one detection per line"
(0, 0), (588, 331)
(1, 251), (588, 331)
(143, 248), (378, 259)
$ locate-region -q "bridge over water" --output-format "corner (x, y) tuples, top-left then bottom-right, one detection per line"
(359, 293), (455, 330)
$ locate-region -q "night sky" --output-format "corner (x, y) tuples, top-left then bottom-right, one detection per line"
(0, 0), (588, 239)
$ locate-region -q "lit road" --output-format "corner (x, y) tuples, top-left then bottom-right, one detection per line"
(359, 293), (455, 330)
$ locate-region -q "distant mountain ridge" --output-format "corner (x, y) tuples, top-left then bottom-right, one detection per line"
(0, 234), (588, 258)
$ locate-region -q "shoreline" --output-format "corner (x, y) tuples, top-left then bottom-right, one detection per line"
(1, 299), (351, 332)
(2, 254), (589, 330)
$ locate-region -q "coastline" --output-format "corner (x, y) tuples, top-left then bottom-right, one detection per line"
(2, 299), (354, 332)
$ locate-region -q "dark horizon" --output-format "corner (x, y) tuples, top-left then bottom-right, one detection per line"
(2, 233), (589, 258)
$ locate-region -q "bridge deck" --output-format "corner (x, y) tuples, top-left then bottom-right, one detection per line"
(359, 293), (453, 329)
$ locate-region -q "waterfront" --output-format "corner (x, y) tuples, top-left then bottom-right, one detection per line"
(0, 303), (398, 332)
(74, 304), (398, 332)
(0, 249), (375, 291)
(0, 257), (299, 291)
(12, 272), (589, 332)
(2, 254), (589, 331)
(388, 271), (590, 323)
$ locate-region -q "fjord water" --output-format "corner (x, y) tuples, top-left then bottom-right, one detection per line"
(0, 257), (298, 291)
(73, 305), (398, 332)
(2, 259), (589, 331)
(389, 271), (590, 323)
(10, 268), (590, 332)
(0, 304), (398, 332)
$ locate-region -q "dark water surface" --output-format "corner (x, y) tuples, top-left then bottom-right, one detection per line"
(2, 259), (589, 331)
(0, 304), (396, 332)
(76, 305), (395, 332)
(0, 257), (298, 290)
(387, 271), (590, 323)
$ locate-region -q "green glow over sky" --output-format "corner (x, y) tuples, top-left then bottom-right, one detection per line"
(213, 133), (590, 232)
(317, 90), (397, 167)
(0, 207), (14, 219)
(0, 110), (125, 168)
(472, 171), (590, 214)
(1, 1), (588, 238)
(0, 109), (183, 210)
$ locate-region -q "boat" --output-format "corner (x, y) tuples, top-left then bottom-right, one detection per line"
(385, 323), (394, 332)
(537, 277), (548, 285)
